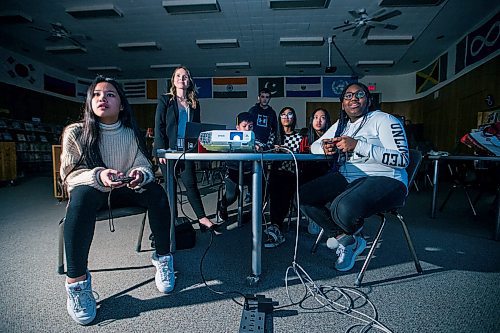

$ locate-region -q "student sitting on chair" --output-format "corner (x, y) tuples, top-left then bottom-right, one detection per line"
(60, 76), (174, 325)
(299, 82), (409, 271)
(217, 112), (255, 222)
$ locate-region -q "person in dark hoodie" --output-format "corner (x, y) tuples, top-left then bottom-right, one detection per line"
(247, 87), (278, 150)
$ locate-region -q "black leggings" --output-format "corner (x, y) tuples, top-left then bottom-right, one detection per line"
(299, 172), (407, 237)
(160, 160), (207, 219)
(64, 182), (171, 278)
(269, 169), (297, 229)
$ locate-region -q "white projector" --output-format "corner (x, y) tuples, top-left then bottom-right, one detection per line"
(199, 130), (255, 152)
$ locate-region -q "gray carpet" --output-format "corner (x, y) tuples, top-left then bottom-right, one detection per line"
(0, 176), (499, 333)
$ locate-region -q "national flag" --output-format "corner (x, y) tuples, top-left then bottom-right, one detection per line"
(122, 80), (146, 98)
(193, 78), (212, 99)
(44, 74), (75, 97)
(455, 36), (467, 74)
(76, 78), (91, 99)
(416, 54), (447, 94)
(322, 76), (357, 98)
(285, 77), (321, 97)
(146, 79), (158, 100)
(213, 77), (247, 98)
(258, 77), (284, 98)
(465, 12), (500, 67)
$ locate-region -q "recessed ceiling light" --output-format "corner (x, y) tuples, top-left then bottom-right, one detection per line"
(162, 0), (221, 14)
(270, 0), (330, 9)
(0, 10), (33, 24)
(118, 42), (161, 51)
(66, 4), (123, 18)
(364, 35), (414, 45)
(45, 45), (87, 54)
(279, 37), (325, 46)
(196, 38), (239, 48)
(216, 62), (250, 69)
(378, 0), (444, 6)
(356, 60), (394, 67)
(88, 66), (122, 71)
(285, 61), (321, 67)
(150, 64), (182, 69)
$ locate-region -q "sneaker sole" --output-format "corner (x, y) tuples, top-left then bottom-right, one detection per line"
(335, 237), (367, 272)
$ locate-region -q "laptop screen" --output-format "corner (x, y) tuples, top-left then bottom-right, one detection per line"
(181, 122), (227, 151)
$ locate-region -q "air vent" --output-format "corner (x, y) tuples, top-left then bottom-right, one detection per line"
(150, 64), (182, 70)
(285, 61), (321, 67)
(0, 11), (33, 24)
(365, 35), (414, 45)
(66, 4), (123, 18)
(88, 66), (122, 72)
(45, 45), (87, 54)
(356, 60), (394, 67)
(216, 62), (250, 69)
(379, 0), (444, 6)
(162, 0), (220, 14)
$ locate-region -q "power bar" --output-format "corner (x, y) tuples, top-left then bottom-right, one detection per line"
(239, 294), (276, 333)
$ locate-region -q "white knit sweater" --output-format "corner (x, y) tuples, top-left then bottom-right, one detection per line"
(60, 121), (154, 193)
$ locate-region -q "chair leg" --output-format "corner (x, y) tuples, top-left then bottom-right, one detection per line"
(57, 218), (65, 275)
(439, 186), (455, 212)
(355, 215), (386, 287)
(311, 228), (325, 253)
(136, 212), (147, 252)
(395, 212), (423, 274)
(463, 189), (477, 216)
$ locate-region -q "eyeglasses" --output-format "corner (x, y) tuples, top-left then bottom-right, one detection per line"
(343, 90), (366, 100)
(280, 113), (294, 119)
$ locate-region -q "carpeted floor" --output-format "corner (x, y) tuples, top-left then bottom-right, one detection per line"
(0, 176), (498, 333)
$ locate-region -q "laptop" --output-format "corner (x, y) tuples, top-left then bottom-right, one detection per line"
(180, 122), (226, 152)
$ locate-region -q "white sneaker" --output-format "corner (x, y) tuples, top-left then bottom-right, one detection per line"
(65, 272), (96, 325)
(334, 236), (367, 272)
(151, 253), (175, 293)
(264, 224), (285, 248)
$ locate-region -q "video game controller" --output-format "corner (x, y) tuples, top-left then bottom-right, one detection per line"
(111, 175), (135, 183)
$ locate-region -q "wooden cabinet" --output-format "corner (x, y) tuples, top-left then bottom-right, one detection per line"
(0, 142), (17, 183)
(52, 145), (66, 199)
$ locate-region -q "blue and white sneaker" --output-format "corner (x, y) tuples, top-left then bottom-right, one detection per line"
(152, 252), (175, 293)
(264, 224), (285, 248)
(334, 236), (367, 272)
(65, 271), (96, 325)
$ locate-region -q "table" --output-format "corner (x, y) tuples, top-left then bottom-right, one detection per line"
(428, 154), (500, 240)
(158, 150), (331, 285)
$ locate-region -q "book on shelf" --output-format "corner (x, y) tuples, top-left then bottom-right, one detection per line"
(16, 133), (26, 141)
(24, 123), (34, 131)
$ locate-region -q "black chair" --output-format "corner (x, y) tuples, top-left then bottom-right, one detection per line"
(311, 149), (423, 286)
(57, 206), (147, 274)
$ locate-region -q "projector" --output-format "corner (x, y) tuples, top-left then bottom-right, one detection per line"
(199, 130), (255, 152)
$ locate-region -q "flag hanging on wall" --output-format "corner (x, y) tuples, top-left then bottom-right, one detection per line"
(415, 53), (447, 94)
(322, 76), (357, 98)
(285, 77), (321, 97)
(258, 77), (284, 98)
(44, 74), (76, 97)
(213, 77), (247, 98)
(193, 78), (212, 98)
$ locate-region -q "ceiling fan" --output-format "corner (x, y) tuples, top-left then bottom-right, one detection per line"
(30, 22), (89, 48)
(333, 8), (402, 39)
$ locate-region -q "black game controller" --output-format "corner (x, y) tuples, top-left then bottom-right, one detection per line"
(111, 175), (135, 183)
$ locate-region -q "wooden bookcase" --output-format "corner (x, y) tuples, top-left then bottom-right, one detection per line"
(0, 142), (17, 183)
(52, 145), (66, 199)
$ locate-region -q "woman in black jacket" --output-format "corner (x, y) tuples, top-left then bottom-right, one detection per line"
(154, 66), (218, 231)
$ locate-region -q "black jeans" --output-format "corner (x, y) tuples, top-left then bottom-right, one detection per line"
(299, 172), (407, 237)
(160, 160), (207, 219)
(269, 169), (297, 230)
(64, 182), (171, 278)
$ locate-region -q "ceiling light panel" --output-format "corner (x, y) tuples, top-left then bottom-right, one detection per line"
(216, 62), (250, 69)
(118, 42), (161, 51)
(379, 0), (444, 6)
(280, 37), (325, 46)
(150, 64), (182, 69)
(66, 4), (123, 18)
(162, 0), (220, 14)
(356, 60), (394, 67)
(88, 66), (122, 71)
(196, 38), (239, 48)
(45, 45), (87, 54)
(0, 11), (33, 24)
(364, 35), (414, 45)
(285, 61), (321, 67)
(270, 0), (330, 10)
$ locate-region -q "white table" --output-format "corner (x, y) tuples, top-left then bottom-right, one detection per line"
(158, 150), (331, 285)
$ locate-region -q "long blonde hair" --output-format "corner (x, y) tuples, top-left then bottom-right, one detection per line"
(167, 66), (198, 109)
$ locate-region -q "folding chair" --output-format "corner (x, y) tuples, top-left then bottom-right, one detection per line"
(57, 206), (147, 274)
(311, 149), (423, 286)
